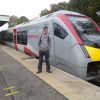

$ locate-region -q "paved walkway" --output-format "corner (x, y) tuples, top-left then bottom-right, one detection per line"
(0, 49), (68, 100)
(1, 45), (100, 100)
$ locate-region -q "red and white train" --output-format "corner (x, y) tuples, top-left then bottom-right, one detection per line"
(0, 10), (100, 80)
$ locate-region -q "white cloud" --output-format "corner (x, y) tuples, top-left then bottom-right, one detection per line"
(0, 0), (70, 19)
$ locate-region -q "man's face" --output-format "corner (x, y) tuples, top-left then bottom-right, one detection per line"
(43, 28), (48, 35)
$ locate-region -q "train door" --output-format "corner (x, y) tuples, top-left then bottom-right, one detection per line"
(53, 22), (71, 65)
(17, 31), (27, 52)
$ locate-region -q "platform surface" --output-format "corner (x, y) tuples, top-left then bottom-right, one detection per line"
(1, 45), (100, 100)
(0, 48), (68, 100)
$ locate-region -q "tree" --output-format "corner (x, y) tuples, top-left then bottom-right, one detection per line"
(17, 16), (29, 25)
(50, 4), (58, 12)
(50, 2), (68, 12)
(57, 2), (68, 10)
(86, 0), (100, 22)
(8, 16), (29, 27)
(40, 0), (100, 24)
(8, 15), (18, 27)
(40, 2), (68, 16)
(67, 0), (100, 24)
(40, 9), (50, 16)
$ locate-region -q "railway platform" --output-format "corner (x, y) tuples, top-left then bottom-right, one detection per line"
(0, 46), (67, 100)
(0, 45), (100, 100)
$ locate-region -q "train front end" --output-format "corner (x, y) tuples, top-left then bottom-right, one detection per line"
(67, 15), (100, 80)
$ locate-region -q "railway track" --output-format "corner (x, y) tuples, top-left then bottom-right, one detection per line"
(88, 78), (100, 87)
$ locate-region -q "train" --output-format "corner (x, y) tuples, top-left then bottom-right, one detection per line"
(0, 10), (100, 80)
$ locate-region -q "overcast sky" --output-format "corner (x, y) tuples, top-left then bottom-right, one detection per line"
(0, 0), (70, 30)
(0, 0), (70, 20)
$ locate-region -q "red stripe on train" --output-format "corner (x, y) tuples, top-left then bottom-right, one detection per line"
(58, 14), (83, 44)
(13, 29), (18, 50)
(24, 47), (38, 57)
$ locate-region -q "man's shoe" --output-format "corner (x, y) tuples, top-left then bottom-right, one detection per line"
(47, 70), (52, 73)
(36, 70), (42, 74)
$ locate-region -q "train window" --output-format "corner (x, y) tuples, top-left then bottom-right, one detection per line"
(0, 31), (7, 41)
(17, 32), (21, 44)
(53, 23), (68, 39)
(17, 31), (27, 45)
(21, 31), (27, 45)
(7, 32), (13, 42)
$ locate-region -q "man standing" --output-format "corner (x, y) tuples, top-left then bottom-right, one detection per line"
(37, 26), (52, 74)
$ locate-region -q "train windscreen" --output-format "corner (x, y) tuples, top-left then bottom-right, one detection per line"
(67, 16), (100, 48)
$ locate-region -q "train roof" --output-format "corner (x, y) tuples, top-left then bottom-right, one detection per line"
(2, 10), (86, 31)
(26, 10), (85, 23)
(16, 10), (86, 30)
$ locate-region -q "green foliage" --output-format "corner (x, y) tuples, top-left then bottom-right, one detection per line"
(67, 0), (100, 24)
(8, 16), (29, 27)
(40, 0), (100, 25)
(17, 16), (29, 25)
(8, 15), (18, 28)
(40, 9), (50, 16)
(57, 2), (68, 10)
(40, 2), (68, 16)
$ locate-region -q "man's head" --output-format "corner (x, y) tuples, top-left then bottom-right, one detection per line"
(43, 26), (48, 35)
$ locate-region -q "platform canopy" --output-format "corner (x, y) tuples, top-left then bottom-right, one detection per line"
(0, 15), (10, 27)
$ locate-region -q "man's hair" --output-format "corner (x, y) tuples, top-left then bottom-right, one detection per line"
(43, 26), (48, 30)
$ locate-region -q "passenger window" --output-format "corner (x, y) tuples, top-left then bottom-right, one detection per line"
(17, 31), (27, 45)
(17, 32), (21, 44)
(21, 31), (27, 45)
(0, 31), (7, 41)
(7, 32), (13, 42)
(54, 23), (68, 39)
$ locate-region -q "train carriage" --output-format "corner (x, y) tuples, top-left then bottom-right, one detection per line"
(0, 10), (100, 80)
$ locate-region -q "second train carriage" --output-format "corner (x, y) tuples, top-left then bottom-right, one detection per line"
(0, 10), (100, 80)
